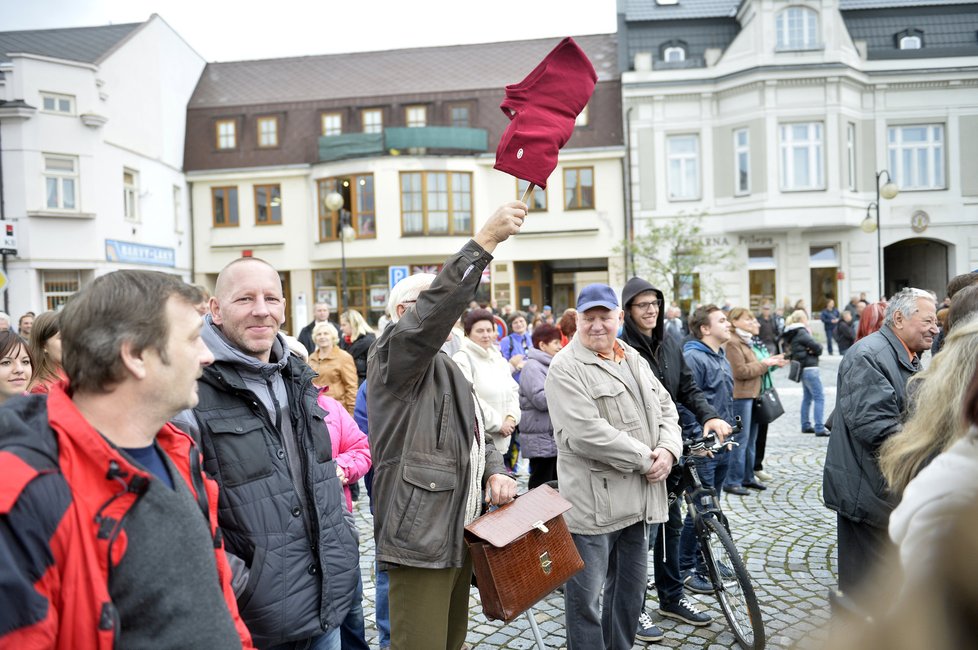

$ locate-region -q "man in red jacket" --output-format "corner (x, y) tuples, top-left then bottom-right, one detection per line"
(0, 270), (253, 649)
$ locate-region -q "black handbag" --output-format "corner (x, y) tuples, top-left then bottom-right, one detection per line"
(787, 359), (803, 382)
(754, 388), (785, 424)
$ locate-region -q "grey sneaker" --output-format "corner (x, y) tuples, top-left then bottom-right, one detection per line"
(636, 610), (665, 642)
(684, 572), (714, 594)
(660, 596), (712, 627)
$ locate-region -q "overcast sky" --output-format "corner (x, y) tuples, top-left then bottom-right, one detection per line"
(5, 0), (618, 61)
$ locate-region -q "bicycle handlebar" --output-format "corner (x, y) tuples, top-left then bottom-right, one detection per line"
(682, 416), (742, 455)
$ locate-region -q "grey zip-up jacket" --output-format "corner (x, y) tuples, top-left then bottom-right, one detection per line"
(367, 239), (506, 570)
(173, 318), (359, 647)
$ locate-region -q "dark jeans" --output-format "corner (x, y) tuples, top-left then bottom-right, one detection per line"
(679, 452), (729, 576)
(724, 399), (758, 487)
(339, 573), (369, 650)
(825, 326), (836, 354)
(651, 497), (684, 606)
(753, 421), (768, 472)
(566, 521), (647, 650)
(528, 456), (558, 490)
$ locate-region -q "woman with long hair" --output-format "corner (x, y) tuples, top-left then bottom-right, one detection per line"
(0, 331), (33, 404)
(27, 311), (63, 394)
(339, 309), (375, 386)
(781, 309), (827, 435)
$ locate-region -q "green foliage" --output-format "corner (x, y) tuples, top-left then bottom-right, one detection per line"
(616, 213), (735, 305)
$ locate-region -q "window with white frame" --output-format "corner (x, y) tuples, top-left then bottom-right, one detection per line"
(42, 270), (81, 311)
(896, 29), (924, 50)
(667, 134), (700, 200)
(362, 108), (383, 134)
(734, 128), (750, 195)
(664, 46), (686, 62)
(123, 169), (138, 220)
(779, 122), (824, 190)
(41, 92), (74, 115)
(257, 116), (278, 147)
(43, 154), (78, 210)
(776, 6), (819, 50)
(888, 124), (945, 190)
(847, 123), (857, 191)
(405, 106), (427, 128)
(216, 119), (236, 149)
(321, 112), (342, 136)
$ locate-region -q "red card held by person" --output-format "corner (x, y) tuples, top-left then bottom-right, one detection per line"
(493, 37), (597, 191)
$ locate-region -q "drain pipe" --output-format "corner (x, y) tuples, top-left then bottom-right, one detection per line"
(622, 106), (634, 277)
(0, 124), (8, 314)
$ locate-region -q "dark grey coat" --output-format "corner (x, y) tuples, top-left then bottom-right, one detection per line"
(823, 326), (921, 529)
(175, 323), (359, 647)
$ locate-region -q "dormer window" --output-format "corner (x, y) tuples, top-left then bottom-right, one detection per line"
(661, 40), (688, 62)
(776, 6), (819, 50)
(896, 29), (924, 50)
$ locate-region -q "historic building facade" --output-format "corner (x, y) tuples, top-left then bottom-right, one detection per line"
(184, 35), (625, 330)
(618, 0), (978, 312)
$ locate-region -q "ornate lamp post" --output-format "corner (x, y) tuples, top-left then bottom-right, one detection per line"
(860, 170), (899, 300)
(324, 191), (356, 311)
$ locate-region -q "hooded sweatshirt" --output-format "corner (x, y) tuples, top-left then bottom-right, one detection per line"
(619, 277), (719, 428)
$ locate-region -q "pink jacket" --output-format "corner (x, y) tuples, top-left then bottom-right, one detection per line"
(318, 391), (372, 511)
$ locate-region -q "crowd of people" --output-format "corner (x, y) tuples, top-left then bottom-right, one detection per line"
(0, 193), (975, 650)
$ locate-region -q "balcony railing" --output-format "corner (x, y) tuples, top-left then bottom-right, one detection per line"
(319, 126), (489, 162)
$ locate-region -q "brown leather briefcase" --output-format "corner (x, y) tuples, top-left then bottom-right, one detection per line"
(464, 484), (584, 622)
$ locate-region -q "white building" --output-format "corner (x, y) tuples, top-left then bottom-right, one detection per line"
(0, 15), (205, 315)
(619, 0), (978, 313)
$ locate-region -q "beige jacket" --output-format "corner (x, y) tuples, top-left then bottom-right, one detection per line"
(545, 336), (682, 535)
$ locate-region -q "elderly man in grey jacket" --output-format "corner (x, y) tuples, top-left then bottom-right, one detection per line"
(824, 287), (938, 597)
(546, 283), (682, 650)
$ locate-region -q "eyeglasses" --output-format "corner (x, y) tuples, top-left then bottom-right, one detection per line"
(633, 300), (662, 312)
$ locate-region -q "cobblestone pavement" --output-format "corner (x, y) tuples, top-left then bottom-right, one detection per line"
(352, 356), (843, 649)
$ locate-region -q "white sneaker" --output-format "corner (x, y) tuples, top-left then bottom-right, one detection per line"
(755, 470), (773, 482)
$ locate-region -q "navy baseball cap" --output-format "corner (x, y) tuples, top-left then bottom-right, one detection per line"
(576, 284), (619, 312)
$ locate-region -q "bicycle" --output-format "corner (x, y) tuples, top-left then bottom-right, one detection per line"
(667, 418), (766, 649)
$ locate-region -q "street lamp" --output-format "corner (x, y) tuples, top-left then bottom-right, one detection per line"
(324, 191), (356, 311)
(860, 170), (899, 300)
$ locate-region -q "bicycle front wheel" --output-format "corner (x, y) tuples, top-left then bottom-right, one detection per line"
(700, 516), (765, 650)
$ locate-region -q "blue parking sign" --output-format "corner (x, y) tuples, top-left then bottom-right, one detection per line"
(389, 265), (409, 288)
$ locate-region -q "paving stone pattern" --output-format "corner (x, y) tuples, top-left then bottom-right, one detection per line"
(352, 356), (843, 649)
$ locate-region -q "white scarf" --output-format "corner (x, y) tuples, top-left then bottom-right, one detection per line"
(464, 390), (488, 525)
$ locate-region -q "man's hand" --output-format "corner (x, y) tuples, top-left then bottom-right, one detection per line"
(702, 417), (733, 443)
(486, 473), (517, 506)
(473, 202), (528, 254)
(644, 448), (675, 483)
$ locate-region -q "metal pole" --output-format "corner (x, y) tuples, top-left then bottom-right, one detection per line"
(340, 212), (348, 312)
(875, 171), (884, 301)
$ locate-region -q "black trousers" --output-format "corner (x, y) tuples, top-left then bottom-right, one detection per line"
(528, 456), (558, 489)
(837, 513), (894, 596)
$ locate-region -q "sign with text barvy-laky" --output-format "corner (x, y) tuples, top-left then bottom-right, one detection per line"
(105, 240), (176, 267)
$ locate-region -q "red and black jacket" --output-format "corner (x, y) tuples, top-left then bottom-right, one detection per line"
(0, 384), (254, 649)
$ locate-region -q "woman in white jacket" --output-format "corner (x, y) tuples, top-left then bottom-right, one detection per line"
(453, 308), (521, 458)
